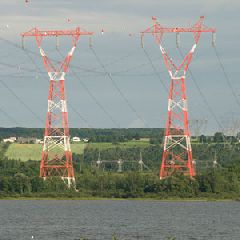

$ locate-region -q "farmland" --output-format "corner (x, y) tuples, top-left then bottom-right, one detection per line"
(4, 140), (150, 161)
(5, 143), (86, 161)
(87, 140), (150, 150)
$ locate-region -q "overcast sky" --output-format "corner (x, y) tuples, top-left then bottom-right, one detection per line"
(0, 0), (239, 134)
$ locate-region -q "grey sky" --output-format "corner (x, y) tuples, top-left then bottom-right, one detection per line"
(0, 0), (239, 134)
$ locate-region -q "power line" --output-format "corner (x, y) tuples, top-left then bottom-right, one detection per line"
(213, 46), (240, 159)
(22, 48), (93, 128)
(0, 36), (96, 127)
(0, 35), (141, 76)
(0, 37), (44, 123)
(0, 59), (168, 78)
(0, 105), (19, 126)
(70, 69), (121, 128)
(73, 48), (141, 73)
(0, 36), (167, 78)
(57, 49), (121, 128)
(90, 47), (149, 127)
(213, 46), (240, 108)
(178, 47), (223, 130)
(67, 104), (93, 128)
(0, 78), (44, 124)
(142, 47), (168, 92)
(0, 61), (44, 75)
(0, 36), (120, 127)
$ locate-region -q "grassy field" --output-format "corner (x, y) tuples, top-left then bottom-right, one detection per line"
(70, 143), (85, 155)
(5, 140), (150, 161)
(5, 143), (86, 161)
(6, 144), (42, 161)
(87, 140), (150, 150)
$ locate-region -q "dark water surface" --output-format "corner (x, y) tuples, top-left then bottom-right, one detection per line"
(0, 200), (239, 240)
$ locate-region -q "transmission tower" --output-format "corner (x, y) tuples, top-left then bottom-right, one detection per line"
(221, 113), (240, 137)
(189, 118), (208, 140)
(21, 27), (93, 187)
(141, 16), (215, 179)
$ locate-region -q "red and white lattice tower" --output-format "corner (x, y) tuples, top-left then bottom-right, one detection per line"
(21, 28), (93, 187)
(141, 16), (216, 179)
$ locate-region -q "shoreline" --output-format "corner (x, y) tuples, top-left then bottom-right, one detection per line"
(0, 196), (237, 201)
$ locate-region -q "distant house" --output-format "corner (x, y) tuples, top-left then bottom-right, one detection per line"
(72, 137), (81, 142)
(3, 137), (16, 143)
(83, 138), (89, 143)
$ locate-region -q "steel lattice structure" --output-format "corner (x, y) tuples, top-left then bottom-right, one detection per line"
(21, 28), (93, 187)
(141, 16), (215, 179)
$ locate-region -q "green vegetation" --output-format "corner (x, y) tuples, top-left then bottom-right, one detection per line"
(5, 143), (86, 161)
(0, 127), (164, 142)
(1, 128), (240, 200)
(1, 158), (240, 200)
(6, 143), (42, 161)
(1, 141), (240, 200)
(68, 143), (85, 155)
(87, 140), (149, 149)
(4, 140), (149, 161)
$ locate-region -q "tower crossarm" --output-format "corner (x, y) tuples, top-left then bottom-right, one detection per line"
(141, 26), (216, 34)
(21, 27), (93, 45)
(21, 27), (94, 74)
(141, 16), (215, 73)
(141, 16), (215, 40)
(21, 28), (93, 36)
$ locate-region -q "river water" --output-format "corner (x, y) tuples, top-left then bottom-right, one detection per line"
(0, 200), (239, 240)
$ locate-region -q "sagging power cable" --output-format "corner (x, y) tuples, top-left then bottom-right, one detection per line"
(178, 47), (223, 130)
(0, 78), (44, 124)
(57, 49), (121, 128)
(23, 48), (93, 128)
(90, 47), (149, 128)
(0, 36), (119, 127)
(0, 37), (44, 124)
(142, 48), (168, 93)
(213, 46), (240, 108)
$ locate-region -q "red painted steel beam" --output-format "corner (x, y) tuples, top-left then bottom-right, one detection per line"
(21, 27), (93, 37)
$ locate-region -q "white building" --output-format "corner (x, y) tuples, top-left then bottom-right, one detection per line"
(36, 139), (44, 144)
(83, 138), (89, 143)
(3, 137), (16, 143)
(72, 136), (81, 142)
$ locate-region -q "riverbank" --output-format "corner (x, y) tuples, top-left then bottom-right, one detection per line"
(0, 195), (238, 201)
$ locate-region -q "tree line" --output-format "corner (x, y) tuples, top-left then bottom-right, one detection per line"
(1, 141), (240, 199)
(0, 127), (164, 142)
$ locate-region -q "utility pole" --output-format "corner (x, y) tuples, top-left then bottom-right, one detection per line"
(190, 119), (208, 141)
(117, 159), (123, 173)
(139, 151), (144, 172)
(21, 27), (93, 188)
(96, 150), (102, 169)
(141, 16), (216, 179)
